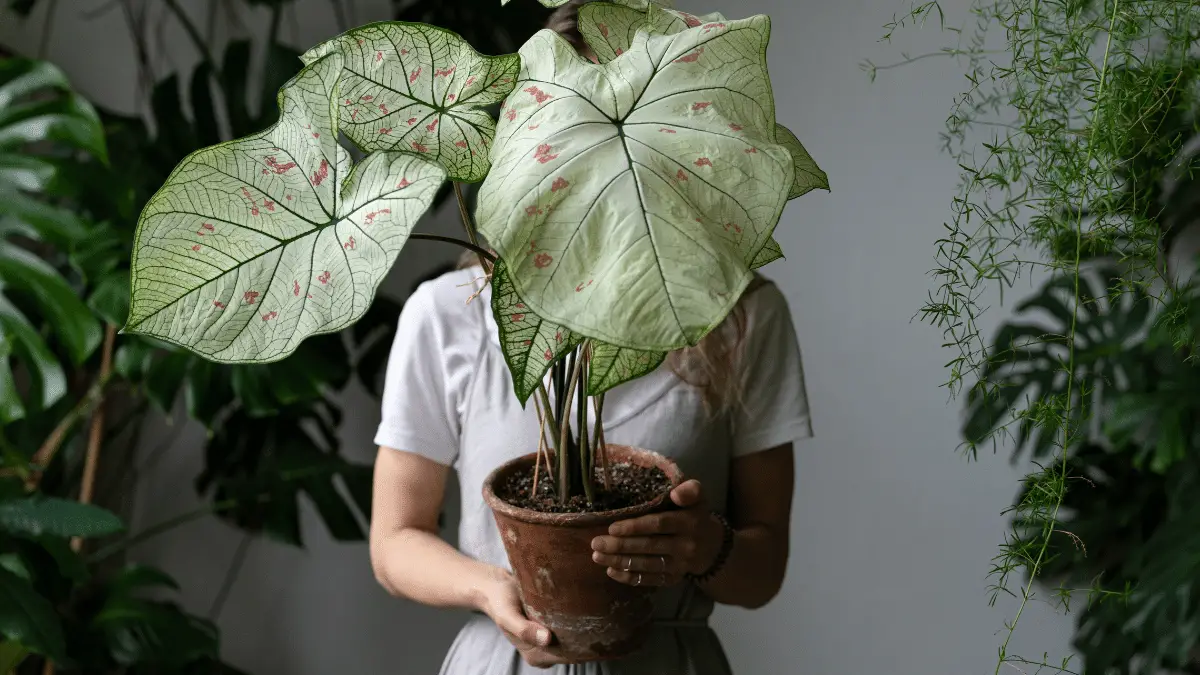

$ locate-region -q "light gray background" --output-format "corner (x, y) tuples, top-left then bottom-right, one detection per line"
(2, 0), (1076, 672)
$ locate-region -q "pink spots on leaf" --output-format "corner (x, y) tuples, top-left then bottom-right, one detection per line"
(745, 147), (758, 154)
(534, 144), (558, 164)
(197, 222), (215, 236)
(262, 311), (278, 321)
(286, 195), (293, 200)
(426, 118), (439, 132)
(679, 12), (702, 27)
(213, 300), (226, 309)
(544, 348), (553, 361)
(551, 177), (569, 192)
(344, 236), (357, 250)
(528, 124), (540, 130)
(379, 127), (392, 135)
(406, 117), (418, 125)
(527, 240), (538, 253)
(191, 244), (201, 252)
(376, 51), (383, 61)
(615, 48), (623, 56)
(534, 252), (553, 268)
(243, 291), (260, 305)
(379, 103), (389, 114)
(695, 157), (713, 168)
(555, 331), (563, 344)
(510, 313), (525, 322)
(345, 98), (353, 105)
(448, 94), (456, 102)
(263, 198), (275, 212)
(364, 208), (391, 225)
(523, 86), (553, 104)
(465, 76), (476, 87)
(435, 65), (457, 78)
(410, 67), (422, 83)
(729, 123), (743, 131)
(505, 108), (517, 122)
(525, 205), (544, 217)
(588, 54), (600, 64)
(702, 22), (727, 33)
(312, 159), (329, 186)
(293, 280), (301, 297)
(523, 339), (532, 346)
(361, 95), (374, 101)
(265, 156), (296, 174)
(397, 178), (411, 188)
(723, 222), (743, 234)
(412, 142), (429, 153)
(659, 127), (677, 134)
(598, 23), (609, 37)
(676, 169), (688, 181)
(455, 140), (467, 148)
(516, 303), (525, 309)
(674, 46), (705, 63)
(317, 271), (331, 285)
(350, 109), (359, 121)
(575, 279), (593, 292)
(401, 48), (409, 55)
(692, 101), (712, 111)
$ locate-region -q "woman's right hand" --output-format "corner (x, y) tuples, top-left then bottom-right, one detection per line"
(479, 570), (572, 668)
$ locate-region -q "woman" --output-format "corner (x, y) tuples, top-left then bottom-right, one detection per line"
(370, 4), (812, 674)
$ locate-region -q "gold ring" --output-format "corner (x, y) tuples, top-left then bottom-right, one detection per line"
(659, 555), (666, 572)
(635, 573), (642, 586)
(625, 556), (632, 571)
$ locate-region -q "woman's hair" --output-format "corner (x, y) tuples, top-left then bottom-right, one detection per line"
(457, 0), (757, 415)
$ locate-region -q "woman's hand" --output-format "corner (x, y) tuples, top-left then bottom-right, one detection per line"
(479, 570), (573, 668)
(591, 480), (724, 587)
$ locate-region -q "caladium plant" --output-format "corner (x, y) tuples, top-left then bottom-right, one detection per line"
(125, 0), (827, 504)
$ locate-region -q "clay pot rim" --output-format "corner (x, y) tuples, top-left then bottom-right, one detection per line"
(482, 444), (683, 527)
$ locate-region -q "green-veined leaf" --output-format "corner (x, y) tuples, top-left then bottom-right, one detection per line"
(302, 22), (520, 182)
(87, 271), (130, 327)
(0, 567), (64, 660)
(587, 341), (666, 395)
(125, 54), (447, 362)
(776, 123), (828, 198)
(0, 496), (124, 538)
(750, 237), (783, 269)
(490, 259), (581, 404)
(478, 18), (793, 351)
(578, 2), (726, 63)
(0, 246), (102, 364)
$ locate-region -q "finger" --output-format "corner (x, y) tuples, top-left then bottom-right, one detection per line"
(670, 479), (704, 508)
(606, 567), (682, 588)
(591, 535), (674, 556)
(592, 551), (678, 573)
(494, 608), (551, 648)
(608, 511), (687, 536)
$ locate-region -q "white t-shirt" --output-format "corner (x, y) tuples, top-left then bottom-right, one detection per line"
(374, 267), (812, 570)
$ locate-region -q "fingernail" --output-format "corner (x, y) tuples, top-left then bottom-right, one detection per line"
(591, 537), (602, 550)
(537, 629), (550, 645)
(592, 551), (602, 563)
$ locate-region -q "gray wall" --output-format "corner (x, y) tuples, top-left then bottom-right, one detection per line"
(2, 0), (1076, 673)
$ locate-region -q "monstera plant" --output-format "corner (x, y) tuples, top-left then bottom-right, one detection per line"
(124, 0), (825, 661)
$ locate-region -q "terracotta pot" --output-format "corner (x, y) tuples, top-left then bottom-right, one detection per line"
(482, 445), (683, 663)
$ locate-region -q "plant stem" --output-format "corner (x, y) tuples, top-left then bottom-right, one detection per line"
(208, 533), (253, 620)
(36, 0), (58, 59)
(993, 2), (1121, 672)
(162, 0), (223, 80)
(452, 183), (492, 274)
(577, 345), (594, 504)
(592, 393), (610, 490)
(409, 232), (496, 264)
(71, 325), (116, 552)
(28, 372), (113, 490)
(87, 495), (263, 565)
(557, 347), (585, 505)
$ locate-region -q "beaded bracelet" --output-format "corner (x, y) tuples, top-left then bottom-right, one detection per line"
(686, 511), (734, 585)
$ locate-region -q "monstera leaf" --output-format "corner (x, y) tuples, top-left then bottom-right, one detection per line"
(302, 23), (520, 183)
(491, 260), (582, 404)
(476, 17), (793, 351)
(125, 54), (447, 362)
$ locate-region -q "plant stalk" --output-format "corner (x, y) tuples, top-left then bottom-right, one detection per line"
(452, 183), (492, 274)
(72, 325), (117, 552)
(557, 347), (585, 505)
(592, 393), (610, 490)
(162, 0), (223, 81)
(577, 345), (594, 504)
(27, 372), (113, 490)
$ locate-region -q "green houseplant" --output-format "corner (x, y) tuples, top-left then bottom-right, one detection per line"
(874, 0), (1200, 672)
(124, 0), (827, 661)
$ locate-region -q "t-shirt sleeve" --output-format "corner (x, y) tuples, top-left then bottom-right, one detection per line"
(731, 282), (814, 457)
(373, 281), (473, 466)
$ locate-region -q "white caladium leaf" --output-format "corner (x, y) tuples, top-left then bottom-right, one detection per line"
(477, 17), (794, 351)
(125, 54), (447, 362)
(777, 123), (829, 199)
(587, 341), (666, 396)
(491, 260), (582, 404)
(578, 2), (727, 63)
(302, 23), (520, 183)
(751, 237), (783, 269)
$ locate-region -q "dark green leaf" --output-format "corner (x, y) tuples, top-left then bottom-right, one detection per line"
(93, 597), (218, 668)
(0, 247), (102, 364)
(0, 566), (64, 660)
(0, 188), (91, 248)
(0, 640), (29, 674)
(0, 496), (124, 538)
(221, 41), (253, 136)
(113, 336), (156, 382)
(184, 358), (231, 427)
(0, 297), (65, 417)
(109, 564), (180, 595)
(86, 271), (130, 327)
(0, 94), (108, 162)
(30, 536), (88, 584)
(0, 553), (30, 580)
(148, 75), (193, 159)
(144, 351), (191, 412)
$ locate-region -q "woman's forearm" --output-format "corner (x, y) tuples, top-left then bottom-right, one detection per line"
(696, 522), (787, 609)
(370, 526), (506, 611)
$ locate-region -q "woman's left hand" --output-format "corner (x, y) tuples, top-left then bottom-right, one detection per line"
(591, 479), (724, 587)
